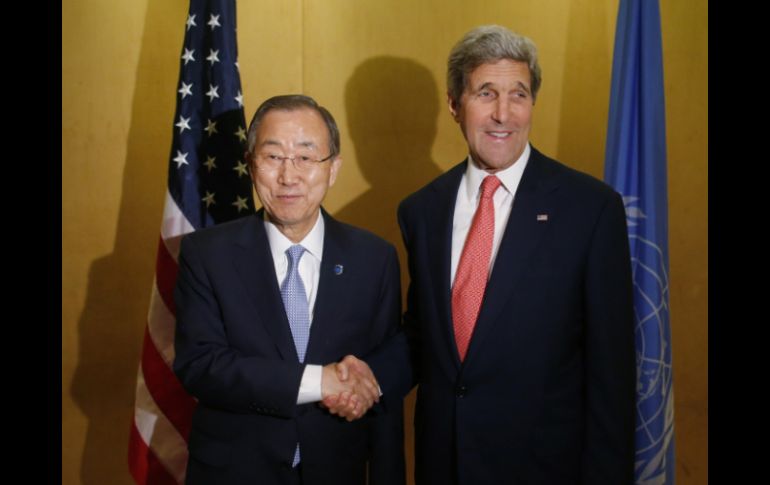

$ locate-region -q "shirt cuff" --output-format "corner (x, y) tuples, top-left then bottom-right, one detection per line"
(296, 364), (323, 404)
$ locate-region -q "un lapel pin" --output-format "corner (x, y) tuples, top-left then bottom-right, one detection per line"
(334, 264), (344, 275)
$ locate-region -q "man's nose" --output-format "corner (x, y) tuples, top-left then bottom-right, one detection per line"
(277, 157), (301, 182)
(491, 98), (510, 124)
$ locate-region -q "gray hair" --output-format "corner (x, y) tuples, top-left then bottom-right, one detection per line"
(245, 94), (340, 160)
(447, 25), (542, 103)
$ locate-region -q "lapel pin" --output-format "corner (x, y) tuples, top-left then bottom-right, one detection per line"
(537, 214), (549, 222)
(334, 264), (344, 275)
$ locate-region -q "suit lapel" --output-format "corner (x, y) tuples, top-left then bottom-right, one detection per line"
(304, 209), (346, 364)
(232, 210), (298, 361)
(464, 149), (559, 363)
(428, 162), (466, 371)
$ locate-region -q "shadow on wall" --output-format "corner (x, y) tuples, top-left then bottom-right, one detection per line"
(335, 56), (444, 246)
(69, 1), (181, 484)
(334, 56), (446, 484)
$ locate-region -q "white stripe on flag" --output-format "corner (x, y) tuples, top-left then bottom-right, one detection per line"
(147, 281), (177, 367)
(134, 366), (189, 484)
(161, 191), (195, 259)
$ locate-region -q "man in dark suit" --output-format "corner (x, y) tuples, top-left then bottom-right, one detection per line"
(331, 25), (636, 484)
(173, 94), (405, 485)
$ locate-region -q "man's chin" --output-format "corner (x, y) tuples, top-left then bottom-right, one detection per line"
(474, 157), (517, 173)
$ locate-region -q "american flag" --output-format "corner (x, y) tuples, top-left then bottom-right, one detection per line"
(127, 1), (254, 483)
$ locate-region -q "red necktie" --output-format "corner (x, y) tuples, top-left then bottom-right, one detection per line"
(452, 175), (502, 361)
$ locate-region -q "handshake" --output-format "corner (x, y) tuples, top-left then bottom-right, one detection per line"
(320, 355), (379, 422)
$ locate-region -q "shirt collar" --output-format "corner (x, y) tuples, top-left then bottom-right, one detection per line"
(465, 142), (530, 201)
(264, 211), (325, 262)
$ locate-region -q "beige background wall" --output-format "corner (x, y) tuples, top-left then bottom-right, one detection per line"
(62, 0), (708, 483)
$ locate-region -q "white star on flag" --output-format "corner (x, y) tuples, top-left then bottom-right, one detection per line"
(176, 115), (192, 133)
(203, 156), (217, 171)
(233, 161), (248, 177)
(235, 126), (247, 142)
(232, 195), (249, 212)
(178, 82), (193, 99)
(202, 191), (216, 207)
(208, 13), (221, 30)
(186, 14), (196, 31)
(206, 84), (220, 102)
(204, 119), (218, 136)
(234, 91), (243, 107)
(181, 48), (195, 65)
(206, 49), (220, 66)
(173, 150), (189, 168)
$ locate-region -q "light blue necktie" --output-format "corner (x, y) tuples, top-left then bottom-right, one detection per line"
(280, 245), (310, 467)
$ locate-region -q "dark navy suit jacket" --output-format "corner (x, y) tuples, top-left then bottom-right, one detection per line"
(371, 147), (636, 485)
(174, 209), (405, 485)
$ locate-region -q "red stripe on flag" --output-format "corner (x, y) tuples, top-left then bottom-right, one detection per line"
(155, 237), (179, 316)
(128, 421), (179, 485)
(141, 326), (196, 440)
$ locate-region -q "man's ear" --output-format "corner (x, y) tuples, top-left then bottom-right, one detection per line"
(447, 93), (460, 121)
(328, 156), (342, 187)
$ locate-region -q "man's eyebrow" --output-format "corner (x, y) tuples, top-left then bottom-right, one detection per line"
(516, 81), (532, 94)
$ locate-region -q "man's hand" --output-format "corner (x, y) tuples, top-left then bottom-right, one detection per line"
(320, 355), (380, 421)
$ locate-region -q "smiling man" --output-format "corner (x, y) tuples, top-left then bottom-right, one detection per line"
(173, 95), (405, 485)
(345, 25), (637, 484)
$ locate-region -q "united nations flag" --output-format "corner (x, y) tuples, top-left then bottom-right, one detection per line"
(603, 1), (676, 483)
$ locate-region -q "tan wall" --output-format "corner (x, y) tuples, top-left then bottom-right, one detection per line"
(62, 0), (708, 483)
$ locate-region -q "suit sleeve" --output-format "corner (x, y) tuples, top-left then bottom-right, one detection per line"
(172, 235), (304, 417)
(367, 245), (406, 485)
(581, 191), (636, 483)
(367, 202), (419, 400)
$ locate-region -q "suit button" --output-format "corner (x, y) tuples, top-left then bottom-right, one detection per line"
(456, 385), (467, 398)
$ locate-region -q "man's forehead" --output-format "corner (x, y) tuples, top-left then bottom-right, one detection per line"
(257, 109), (328, 149)
(468, 60), (531, 84)
(260, 138), (318, 148)
(262, 107), (323, 123)
(258, 109), (325, 134)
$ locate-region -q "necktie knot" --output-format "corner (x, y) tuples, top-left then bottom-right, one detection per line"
(286, 245), (306, 269)
(480, 175), (502, 200)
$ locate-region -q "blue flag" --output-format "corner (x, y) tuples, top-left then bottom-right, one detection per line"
(603, 0), (675, 483)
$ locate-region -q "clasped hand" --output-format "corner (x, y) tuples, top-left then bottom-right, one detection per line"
(320, 355), (379, 422)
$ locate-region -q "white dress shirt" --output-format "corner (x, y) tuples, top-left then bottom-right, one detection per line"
(450, 143), (530, 287)
(264, 211), (325, 404)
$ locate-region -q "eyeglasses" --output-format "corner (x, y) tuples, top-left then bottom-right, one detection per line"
(255, 151), (335, 172)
